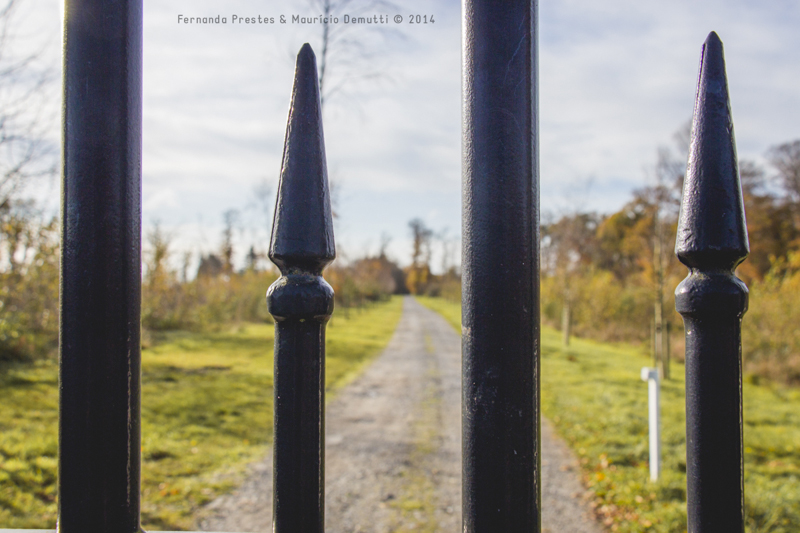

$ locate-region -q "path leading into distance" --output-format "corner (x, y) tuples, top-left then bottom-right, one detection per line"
(198, 296), (602, 533)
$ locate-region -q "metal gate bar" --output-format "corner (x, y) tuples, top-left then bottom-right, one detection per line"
(675, 32), (748, 533)
(7, 2), (753, 532)
(267, 44), (336, 533)
(461, 1), (541, 531)
(58, 0), (143, 531)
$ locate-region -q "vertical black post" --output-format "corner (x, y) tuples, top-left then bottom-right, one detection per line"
(268, 44), (335, 533)
(59, 0), (143, 531)
(462, 2), (540, 532)
(675, 32), (748, 533)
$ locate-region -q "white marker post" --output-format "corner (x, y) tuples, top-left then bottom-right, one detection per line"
(641, 367), (660, 481)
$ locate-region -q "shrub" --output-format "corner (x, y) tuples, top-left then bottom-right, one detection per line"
(0, 211), (59, 361)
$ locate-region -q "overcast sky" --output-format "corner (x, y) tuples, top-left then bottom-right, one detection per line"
(16, 0), (800, 271)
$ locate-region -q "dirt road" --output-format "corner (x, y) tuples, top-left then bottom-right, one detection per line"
(198, 297), (602, 532)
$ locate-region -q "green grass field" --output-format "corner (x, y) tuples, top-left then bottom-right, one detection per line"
(415, 296), (800, 533)
(0, 296), (403, 530)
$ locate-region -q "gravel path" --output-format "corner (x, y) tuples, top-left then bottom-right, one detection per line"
(197, 297), (602, 532)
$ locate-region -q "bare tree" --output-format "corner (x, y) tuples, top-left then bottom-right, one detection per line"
(378, 231), (391, 259)
(252, 178), (273, 230)
(221, 209), (240, 273)
(408, 218), (432, 268)
(649, 123), (689, 379)
(180, 250), (192, 283)
(298, 0), (403, 237)
(0, 0), (56, 213)
(739, 159), (767, 197)
(239, 178), (273, 271)
(144, 223), (173, 282)
(306, 0), (402, 109)
(766, 140), (800, 204)
(437, 227), (449, 274)
(541, 211), (600, 347)
(436, 227), (459, 275)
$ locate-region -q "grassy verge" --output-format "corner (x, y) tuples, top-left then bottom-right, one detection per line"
(0, 296), (403, 530)
(415, 296), (800, 533)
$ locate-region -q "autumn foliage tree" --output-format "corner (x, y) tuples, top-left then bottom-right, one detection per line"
(0, 0), (59, 361)
(543, 135), (800, 384)
(0, 205), (58, 360)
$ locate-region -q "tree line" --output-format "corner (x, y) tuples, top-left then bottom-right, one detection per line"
(542, 133), (800, 384)
(0, 198), (463, 361)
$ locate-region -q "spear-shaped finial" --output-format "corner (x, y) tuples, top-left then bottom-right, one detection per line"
(268, 44), (335, 533)
(675, 31), (749, 271)
(269, 43), (335, 275)
(675, 32), (748, 533)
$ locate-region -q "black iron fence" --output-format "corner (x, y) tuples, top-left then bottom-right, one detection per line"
(675, 31), (748, 532)
(268, 43), (335, 533)
(1, 0), (749, 532)
(59, 0), (143, 530)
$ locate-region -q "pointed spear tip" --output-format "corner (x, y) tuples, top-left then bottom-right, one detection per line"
(293, 43), (319, 91)
(701, 31), (724, 71)
(298, 42), (315, 59)
(269, 44), (333, 274)
(705, 31), (722, 46)
(675, 31), (748, 271)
